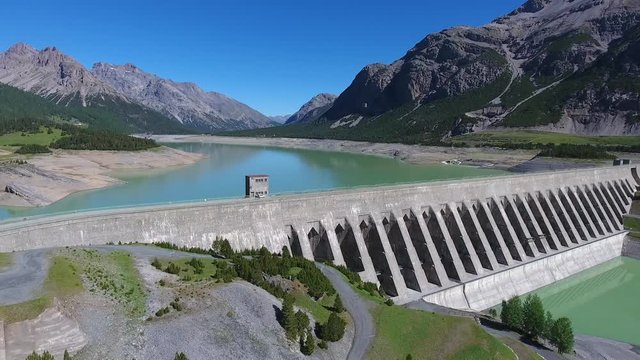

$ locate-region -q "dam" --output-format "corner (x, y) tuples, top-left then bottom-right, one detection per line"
(0, 165), (637, 310)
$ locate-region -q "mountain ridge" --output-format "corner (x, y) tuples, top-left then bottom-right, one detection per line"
(0, 43), (273, 133)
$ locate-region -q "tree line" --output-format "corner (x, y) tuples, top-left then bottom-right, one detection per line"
(499, 294), (574, 354)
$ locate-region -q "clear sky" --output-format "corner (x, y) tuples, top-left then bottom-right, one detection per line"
(0, 0), (524, 116)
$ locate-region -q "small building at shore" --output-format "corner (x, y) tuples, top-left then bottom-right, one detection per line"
(245, 175), (269, 198)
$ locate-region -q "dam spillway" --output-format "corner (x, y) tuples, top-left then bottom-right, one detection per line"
(0, 165), (638, 310)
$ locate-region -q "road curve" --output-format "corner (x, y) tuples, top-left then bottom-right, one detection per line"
(316, 263), (375, 360)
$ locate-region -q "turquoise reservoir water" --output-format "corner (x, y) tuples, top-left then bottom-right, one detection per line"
(0, 142), (506, 220)
(531, 257), (640, 345)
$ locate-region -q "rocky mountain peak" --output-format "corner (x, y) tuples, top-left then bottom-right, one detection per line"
(286, 93), (337, 124)
(5, 43), (37, 57)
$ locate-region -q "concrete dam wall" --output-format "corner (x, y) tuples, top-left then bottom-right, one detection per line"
(0, 165), (637, 309)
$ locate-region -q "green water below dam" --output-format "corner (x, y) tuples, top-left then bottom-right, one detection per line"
(0, 142), (506, 220)
(529, 257), (640, 345)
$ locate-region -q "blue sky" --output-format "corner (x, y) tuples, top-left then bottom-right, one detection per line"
(0, 0), (523, 115)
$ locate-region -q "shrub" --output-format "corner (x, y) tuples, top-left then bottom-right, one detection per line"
(170, 301), (183, 311)
(174, 352), (188, 360)
(384, 298), (394, 306)
(15, 144), (51, 154)
(155, 307), (170, 317)
(164, 262), (181, 275)
(151, 258), (162, 269)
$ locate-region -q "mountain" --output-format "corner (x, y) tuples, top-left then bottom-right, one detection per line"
(0, 43), (187, 133)
(91, 63), (274, 132)
(0, 43), (273, 133)
(268, 115), (292, 124)
(286, 93), (337, 124)
(281, 0), (640, 143)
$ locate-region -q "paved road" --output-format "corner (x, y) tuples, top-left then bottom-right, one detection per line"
(0, 249), (50, 305)
(316, 263), (375, 360)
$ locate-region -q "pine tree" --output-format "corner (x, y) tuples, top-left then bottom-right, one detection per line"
(550, 317), (574, 354)
(543, 311), (554, 340)
(522, 294), (546, 339)
(504, 296), (524, 331)
(334, 294), (345, 313)
(282, 295), (297, 340)
(295, 310), (310, 335)
(321, 312), (346, 342)
(174, 352), (188, 360)
(301, 328), (316, 355)
(64, 349), (72, 360)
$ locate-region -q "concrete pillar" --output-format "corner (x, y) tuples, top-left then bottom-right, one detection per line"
(591, 184), (621, 229)
(462, 201), (500, 270)
(598, 183), (623, 225)
(448, 203), (486, 274)
(412, 207), (453, 287)
(391, 209), (430, 293)
(529, 193), (561, 251)
(295, 223), (316, 261)
(480, 201), (514, 265)
(506, 196), (540, 257)
(612, 181), (631, 214)
(578, 186), (608, 235)
(493, 196), (528, 260)
(321, 218), (346, 266)
(558, 187), (591, 242)
(517, 194), (550, 253)
(550, 189), (582, 244)
(620, 179), (634, 197)
(539, 191), (573, 248)
(346, 216), (379, 284)
(612, 181), (630, 207)
(607, 181), (628, 214)
(568, 186), (598, 240)
(371, 214), (408, 298)
(434, 209), (471, 281)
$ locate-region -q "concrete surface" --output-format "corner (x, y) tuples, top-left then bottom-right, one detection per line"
(0, 249), (50, 306)
(0, 165), (637, 310)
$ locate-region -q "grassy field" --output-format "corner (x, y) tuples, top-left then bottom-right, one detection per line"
(624, 215), (640, 239)
(0, 252), (12, 269)
(0, 127), (63, 147)
(369, 305), (515, 360)
(157, 257), (219, 282)
(0, 255), (83, 323)
(292, 291), (337, 324)
(452, 130), (640, 147)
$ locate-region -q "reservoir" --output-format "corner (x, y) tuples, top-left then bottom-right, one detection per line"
(0, 142), (506, 220)
(532, 256), (640, 345)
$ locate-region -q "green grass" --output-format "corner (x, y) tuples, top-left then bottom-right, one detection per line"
(158, 258), (219, 282)
(452, 130), (640, 148)
(0, 297), (51, 323)
(0, 256), (83, 323)
(44, 256), (84, 297)
(106, 251), (147, 315)
(624, 216), (640, 239)
(292, 291), (337, 324)
(0, 127), (63, 146)
(369, 305), (515, 360)
(0, 252), (12, 269)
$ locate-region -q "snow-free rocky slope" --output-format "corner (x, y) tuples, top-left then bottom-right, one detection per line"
(0, 43), (273, 133)
(309, 0), (640, 142)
